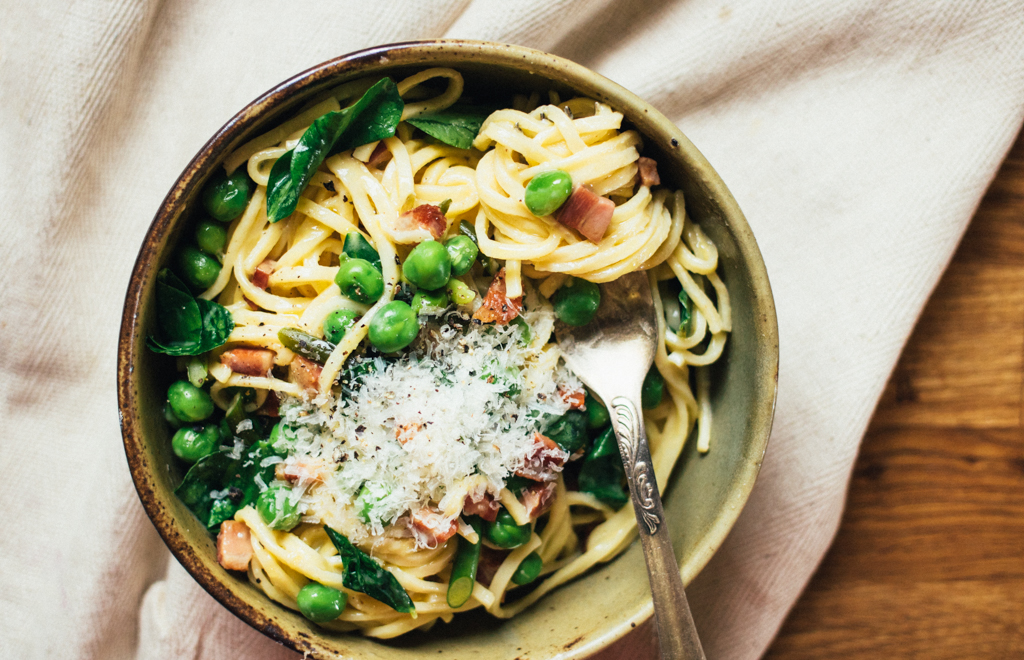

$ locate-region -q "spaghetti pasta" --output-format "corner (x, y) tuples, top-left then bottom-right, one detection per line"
(153, 67), (731, 638)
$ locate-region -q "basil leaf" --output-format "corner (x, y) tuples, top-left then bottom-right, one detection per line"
(325, 526), (416, 614)
(147, 268), (233, 356)
(578, 427), (629, 509)
(266, 78), (404, 222)
(406, 105), (492, 150)
(175, 440), (283, 530)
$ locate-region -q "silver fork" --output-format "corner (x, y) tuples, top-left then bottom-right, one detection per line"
(554, 271), (706, 660)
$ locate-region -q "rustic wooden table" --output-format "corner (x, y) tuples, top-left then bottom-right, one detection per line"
(766, 130), (1024, 658)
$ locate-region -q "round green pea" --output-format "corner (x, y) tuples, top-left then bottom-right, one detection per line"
(511, 551), (543, 585)
(551, 277), (601, 326)
(402, 240), (451, 291)
(323, 309), (359, 343)
(641, 366), (665, 409)
(524, 169), (573, 216)
(269, 421), (298, 447)
(163, 402), (183, 429)
(257, 484), (301, 531)
(171, 425), (219, 462)
(167, 380), (214, 422)
(447, 278), (476, 306)
(368, 301), (420, 353)
(202, 169), (252, 223)
(584, 391), (610, 430)
(411, 288), (448, 313)
(483, 508), (531, 549)
(296, 582), (347, 622)
(444, 235), (478, 277)
(195, 220), (227, 254)
(176, 245), (221, 290)
(334, 258), (384, 304)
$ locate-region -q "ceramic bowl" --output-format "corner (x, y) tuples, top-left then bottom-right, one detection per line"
(117, 39), (778, 659)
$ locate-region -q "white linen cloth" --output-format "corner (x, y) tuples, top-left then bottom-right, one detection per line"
(1, 1), (1022, 658)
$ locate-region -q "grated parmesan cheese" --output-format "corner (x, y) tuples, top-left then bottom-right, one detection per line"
(275, 313), (581, 545)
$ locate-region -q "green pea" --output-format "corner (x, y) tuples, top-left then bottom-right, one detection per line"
(163, 402), (183, 429)
(269, 421), (298, 447)
(524, 169), (573, 216)
(334, 258), (384, 304)
(483, 508), (531, 549)
(202, 169), (253, 223)
(176, 245), (221, 290)
(411, 288), (448, 313)
(446, 278), (476, 306)
(368, 301), (420, 353)
(551, 277), (601, 327)
(167, 380), (214, 422)
(194, 220), (227, 255)
(257, 484), (301, 531)
(322, 309), (359, 344)
(545, 409), (588, 454)
(402, 240), (451, 291)
(641, 366), (664, 409)
(511, 551), (543, 586)
(585, 391), (610, 430)
(444, 235), (478, 277)
(296, 582), (347, 623)
(171, 425), (219, 462)
(342, 232), (381, 271)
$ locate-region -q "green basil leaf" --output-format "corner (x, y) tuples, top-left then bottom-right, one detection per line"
(148, 269), (232, 356)
(266, 78), (404, 222)
(175, 440), (283, 530)
(265, 150), (299, 223)
(406, 104), (492, 150)
(325, 526), (416, 614)
(578, 427), (629, 509)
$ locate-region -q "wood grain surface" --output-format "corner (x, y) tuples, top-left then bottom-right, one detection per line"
(766, 129), (1024, 658)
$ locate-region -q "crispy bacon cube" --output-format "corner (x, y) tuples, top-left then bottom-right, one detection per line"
(556, 186), (614, 244)
(515, 432), (567, 482)
(275, 459), (327, 484)
(220, 347), (276, 377)
(472, 269), (524, 325)
(558, 385), (586, 410)
(252, 259), (277, 291)
(463, 490), (500, 522)
(216, 520), (253, 571)
(386, 203), (448, 243)
(637, 156), (660, 187)
(367, 141), (391, 168)
(289, 355), (321, 394)
(520, 482), (557, 519)
(410, 508), (458, 547)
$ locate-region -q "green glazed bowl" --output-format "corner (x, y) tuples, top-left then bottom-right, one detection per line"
(117, 40), (778, 660)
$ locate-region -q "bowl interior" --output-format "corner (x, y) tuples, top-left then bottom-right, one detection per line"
(118, 40), (778, 660)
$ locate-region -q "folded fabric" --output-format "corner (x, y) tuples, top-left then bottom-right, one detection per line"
(1, 1), (1022, 659)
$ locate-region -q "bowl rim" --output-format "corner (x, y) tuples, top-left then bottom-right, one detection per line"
(117, 38), (779, 659)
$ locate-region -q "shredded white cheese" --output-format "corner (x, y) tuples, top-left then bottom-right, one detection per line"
(275, 313), (580, 544)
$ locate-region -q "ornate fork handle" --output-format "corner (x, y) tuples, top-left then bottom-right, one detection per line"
(610, 396), (706, 660)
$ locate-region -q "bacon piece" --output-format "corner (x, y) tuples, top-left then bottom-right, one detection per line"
(289, 355), (321, 394)
(410, 508), (458, 547)
(476, 546), (509, 587)
(252, 259), (277, 291)
(515, 432), (567, 482)
(385, 203), (448, 243)
(558, 385), (586, 410)
(463, 490), (500, 522)
(637, 156), (660, 187)
(395, 422), (421, 446)
(243, 297), (260, 311)
(367, 141), (391, 168)
(220, 347), (276, 377)
(275, 459), (327, 484)
(216, 520), (253, 571)
(520, 482), (557, 519)
(472, 269), (524, 325)
(556, 186), (614, 244)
